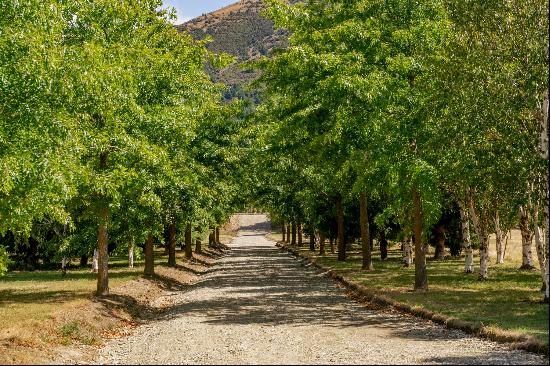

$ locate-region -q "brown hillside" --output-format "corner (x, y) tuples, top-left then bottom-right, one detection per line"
(176, 0), (293, 89)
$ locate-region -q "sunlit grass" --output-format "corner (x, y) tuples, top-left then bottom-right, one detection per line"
(285, 235), (549, 344)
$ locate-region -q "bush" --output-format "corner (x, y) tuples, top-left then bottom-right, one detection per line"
(0, 246), (11, 275)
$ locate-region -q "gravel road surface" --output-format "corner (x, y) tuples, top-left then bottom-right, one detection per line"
(97, 214), (548, 365)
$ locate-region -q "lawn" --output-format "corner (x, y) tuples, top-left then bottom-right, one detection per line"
(270, 229), (549, 344)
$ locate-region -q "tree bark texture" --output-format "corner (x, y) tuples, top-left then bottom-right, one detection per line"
(519, 205), (535, 269)
(128, 237), (134, 268)
(380, 231), (388, 261)
(185, 224), (193, 260)
(402, 237), (413, 267)
(309, 226), (315, 251)
(458, 201), (474, 273)
(195, 227), (202, 254)
(319, 232), (326, 255)
(468, 191), (490, 280)
(282, 221), (286, 242)
(215, 227), (221, 245)
(286, 225), (291, 243)
(168, 223), (176, 267)
(144, 231), (154, 276)
(96, 205), (109, 296)
(360, 192), (373, 270)
(291, 222), (297, 245)
(413, 187), (428, 291)
(336, 195), (346, 261)
(297, 223), (303, 246)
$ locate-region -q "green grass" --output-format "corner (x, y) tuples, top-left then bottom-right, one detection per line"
(0, 252), (156, 330)
(294, 243), (549, 344)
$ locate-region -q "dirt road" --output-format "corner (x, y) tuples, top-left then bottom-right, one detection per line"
(96, 214), (547, 365)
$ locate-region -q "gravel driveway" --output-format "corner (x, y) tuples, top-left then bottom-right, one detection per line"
(97, 214), (548, 365)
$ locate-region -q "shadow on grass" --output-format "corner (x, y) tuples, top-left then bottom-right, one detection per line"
(0, 289), (90, 305)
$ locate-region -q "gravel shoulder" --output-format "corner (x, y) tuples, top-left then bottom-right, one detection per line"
(96, 214), (549, 365)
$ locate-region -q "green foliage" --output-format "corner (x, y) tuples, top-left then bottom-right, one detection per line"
(0, 246), (9, 275)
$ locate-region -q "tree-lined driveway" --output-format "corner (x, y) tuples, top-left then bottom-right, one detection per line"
(97, 214), (547, 365)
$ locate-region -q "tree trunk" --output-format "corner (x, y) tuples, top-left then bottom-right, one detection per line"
(185, 224), (193, 259)
(297, 223), (303, 246)
(336, 195), (346, 261)
(309, 226), (315, 251)
(195, 227), (202, 254)
(494, 210), (505, 264)
(92, 249), (99, 273)
(458, 200), (474, 273)
(286, 225), (291, 243)
(360, 192), (373, 270)
(380, 231), (388, 260)
(96, 151), (109, 296)
(96, 205), (109, 296)
(61, 257), (68, 276)
(168, 223), (176, 267)
(403, 236), (413, 267)
(128, 237), (134, 268)
(215, 227), (221, 245)
(519, 205), (535, 270)
(433, 225), (446, 260)
(209, 229), (215, 247)
(80, 255), (88, 267)
(282, 221), (286, 242)
(319, 232), (326, 255)
(533, 205), (548, 294)
(144, 231), (154, 276)
(542, 91), (549, 303)
(329, 237), (335, 253)
(291, 222), (297, 245)
(468, 191), (489, 280)
(413, 187), (428, 291)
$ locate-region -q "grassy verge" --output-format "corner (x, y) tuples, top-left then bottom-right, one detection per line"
(0, 231), (236, 364)
(272, 232), (548, 350)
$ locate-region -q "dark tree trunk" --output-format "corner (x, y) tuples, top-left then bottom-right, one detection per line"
(215, 227), (221, 244)
(360, 192), (373, 270)
(97, 204), (109, 296)
(168, 223), (176, 267)
(209, 229), (215, 247)
(380, 231), (388, 260)
(309, 226), (315, 251)
(185, 224), (193, 260)
(80, 255), (88, 267)
(336, 195), (346, 261)
(319, 232), (326, 255)
(413, 187), (428, 291)
(297, 223), (303, 246)
(144, 231), (154, 276)
(195, 227), (202, 254)
(291, 222), (297, 245)
(433, 225), (446, 260)
(282, 221), (286, 242)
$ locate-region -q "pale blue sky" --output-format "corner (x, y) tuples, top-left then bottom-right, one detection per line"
(162, 0), (237, 24)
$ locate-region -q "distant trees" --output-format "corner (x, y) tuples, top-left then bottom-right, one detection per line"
(249, 0), (548, 300)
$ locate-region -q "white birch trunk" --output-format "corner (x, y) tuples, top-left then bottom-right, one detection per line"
(519, 205), (535, 269)
(458, 200), (474, 273)
(494, 210), (505, 264)
(468, 192), (489, 280)
(128, 240), (134, 268)
(92, 248), (99, 273)
(402, 237), (413, 267)
(61, 257), (68, 274)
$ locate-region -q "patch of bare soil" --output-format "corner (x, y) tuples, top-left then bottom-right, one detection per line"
(0, 246), (229, 365)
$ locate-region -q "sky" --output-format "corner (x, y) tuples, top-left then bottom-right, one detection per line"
(162, 0), (238, 24)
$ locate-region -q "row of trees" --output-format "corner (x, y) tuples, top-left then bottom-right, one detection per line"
(0, 1), (247, 295)
(246, 0), (549, 302)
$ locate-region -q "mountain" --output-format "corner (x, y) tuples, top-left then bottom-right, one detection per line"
(176, 0), (293, 96)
